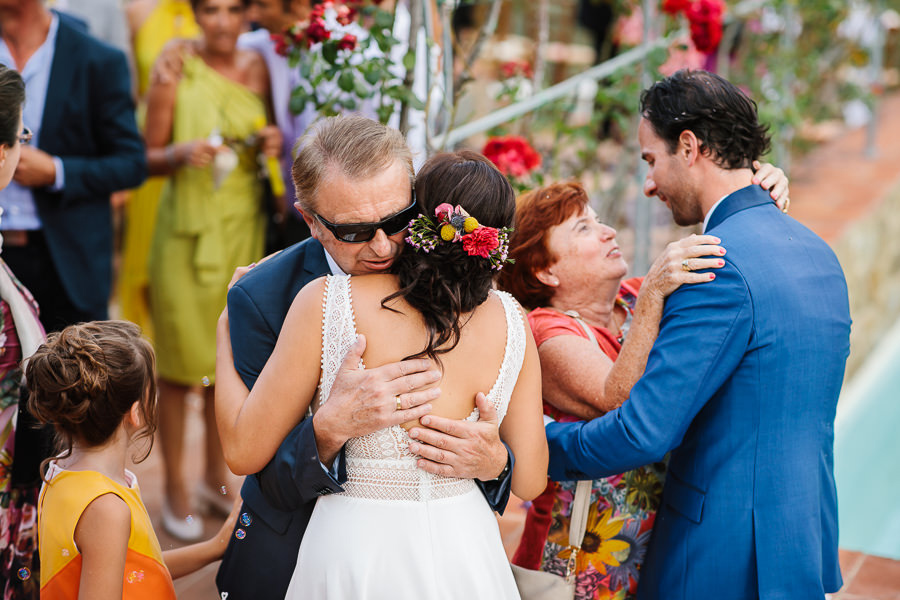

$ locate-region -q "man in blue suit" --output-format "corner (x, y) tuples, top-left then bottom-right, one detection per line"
(545, 70), (851, 599)
(216, 115), (515, 599)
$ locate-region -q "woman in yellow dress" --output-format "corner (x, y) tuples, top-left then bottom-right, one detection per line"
(143, 0), (281, 541)
(119, 0), (200, 338)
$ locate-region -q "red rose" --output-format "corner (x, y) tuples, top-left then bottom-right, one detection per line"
(662, 0), (692, 15)
(482, 136), (541, 178)
(306, 17), (331, 46)
(462, 226), (500, 259)
(270, 32), (290, 57)
(686, 0), (724, 53)
(337, 33), (357, 51)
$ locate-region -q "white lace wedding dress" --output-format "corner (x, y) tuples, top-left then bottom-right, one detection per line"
(284, 275), (524, 599)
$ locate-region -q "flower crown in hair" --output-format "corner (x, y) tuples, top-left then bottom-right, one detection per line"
(405, 203), (514, 271)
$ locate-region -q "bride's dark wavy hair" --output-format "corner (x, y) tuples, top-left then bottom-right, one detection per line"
(384, 150), (515, 364)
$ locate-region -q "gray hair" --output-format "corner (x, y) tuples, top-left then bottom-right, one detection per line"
(291, 115), (414, 212)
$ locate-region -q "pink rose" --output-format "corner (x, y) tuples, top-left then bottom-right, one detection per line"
(335, 4), (356, 25)
(462, 226), (500, 258)
(434, 203), (454, 221)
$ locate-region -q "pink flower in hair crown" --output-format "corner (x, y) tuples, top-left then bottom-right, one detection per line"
(404, 204), (515, 270)
(434, 203), (456, 222)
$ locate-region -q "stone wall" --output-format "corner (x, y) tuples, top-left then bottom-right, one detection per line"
(831, 181), (900, 378)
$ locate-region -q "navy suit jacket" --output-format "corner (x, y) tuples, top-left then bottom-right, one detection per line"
(34, 13), (146, 317)
(217, 237), (515, 599)
(545, 186), (851, 600)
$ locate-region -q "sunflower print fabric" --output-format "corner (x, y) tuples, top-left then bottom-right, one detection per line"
(539, 462), (666, 600)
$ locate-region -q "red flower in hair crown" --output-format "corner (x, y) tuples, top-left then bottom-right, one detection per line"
(405, 203), (514, 270)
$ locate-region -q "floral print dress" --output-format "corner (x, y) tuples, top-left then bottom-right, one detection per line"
(512, 278), (666, 600)
(0, 263), (43, 600)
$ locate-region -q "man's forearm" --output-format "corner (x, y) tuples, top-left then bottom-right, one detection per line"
(312, 411), (346, 468)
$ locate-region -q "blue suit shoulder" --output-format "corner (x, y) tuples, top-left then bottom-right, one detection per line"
(227, 238), (328, 388)
(229, 238), (328, 316)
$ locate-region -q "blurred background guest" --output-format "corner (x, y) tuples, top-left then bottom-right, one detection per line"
(143, 0), (280, 542)
(118, 0), (199, 339)
(0, 64), (49, 600)
(239, 0), (315, 249)
(0, 0), (146, 331)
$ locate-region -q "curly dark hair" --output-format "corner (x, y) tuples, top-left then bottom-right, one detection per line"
(640, 69), (771, 169)
(26, 321), (158, 477)
(384, 150), (516, 364)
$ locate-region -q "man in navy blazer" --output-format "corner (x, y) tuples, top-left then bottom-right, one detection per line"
(217, 116), (514, 599)
(545, 70), (851, 599)
(0, 2), (145, 330)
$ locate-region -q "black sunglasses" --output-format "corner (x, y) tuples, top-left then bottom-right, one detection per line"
(18, 126), (32, 146)
(315, 194), (419, 243)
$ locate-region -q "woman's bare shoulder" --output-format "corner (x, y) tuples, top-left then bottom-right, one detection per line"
(236, 48), (270, 96)
(126, 0), (156, 34)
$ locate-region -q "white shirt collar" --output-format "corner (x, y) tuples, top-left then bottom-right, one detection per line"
(702, 194), (729, 233)
(323, 249), (346, 276)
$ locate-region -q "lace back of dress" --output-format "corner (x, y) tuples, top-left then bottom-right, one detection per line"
(318, 278), (526, 502)
(318, 275), (360, 406)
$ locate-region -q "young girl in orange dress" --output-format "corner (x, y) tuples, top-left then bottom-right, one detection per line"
(26, 321), (236, 599)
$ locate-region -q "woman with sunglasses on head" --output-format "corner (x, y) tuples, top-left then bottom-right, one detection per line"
(215, 150), (548, 599)
(143, 0), (282, 541)
(0, 64), (48, 600)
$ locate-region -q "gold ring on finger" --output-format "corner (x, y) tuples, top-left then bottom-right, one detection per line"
(682, 259), (692, 272)
(782, 200), (790, 214)
(395, 396), (402, 411)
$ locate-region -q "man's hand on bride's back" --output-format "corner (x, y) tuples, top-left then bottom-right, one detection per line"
(406, 393), (508, 481)
(312, 335), (441, 466)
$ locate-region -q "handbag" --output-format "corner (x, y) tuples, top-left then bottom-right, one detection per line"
(510, 479), (592, 600)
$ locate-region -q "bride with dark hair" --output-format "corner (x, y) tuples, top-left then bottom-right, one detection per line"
(215, 150), (547, 598)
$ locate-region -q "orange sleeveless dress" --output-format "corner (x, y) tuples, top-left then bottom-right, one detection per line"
(37, 465), (176, 599)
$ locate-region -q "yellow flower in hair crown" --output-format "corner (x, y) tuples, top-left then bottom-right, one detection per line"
(405, 203), (514, 271)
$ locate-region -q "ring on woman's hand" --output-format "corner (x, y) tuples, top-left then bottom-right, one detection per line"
(395, 396), (402, 411)
(682, 259), (692, 272)
(782, 198), (790, 214)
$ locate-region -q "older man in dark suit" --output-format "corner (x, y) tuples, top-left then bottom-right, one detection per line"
(216, 116), (515, 599)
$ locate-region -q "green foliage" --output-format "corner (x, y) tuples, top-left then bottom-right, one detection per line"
(285, 2), (427, 126)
